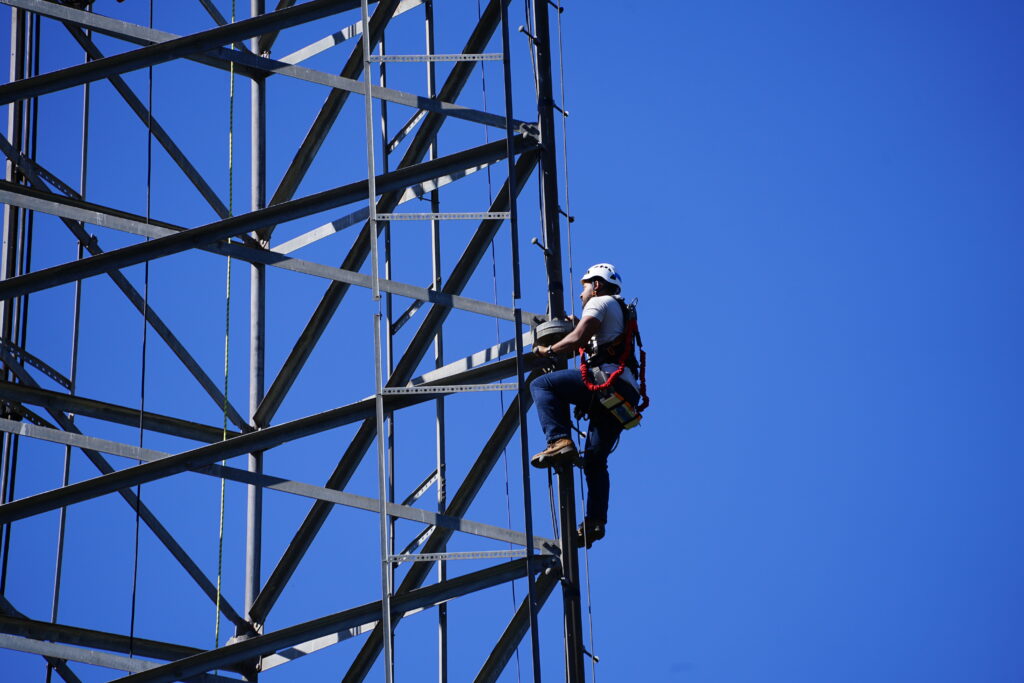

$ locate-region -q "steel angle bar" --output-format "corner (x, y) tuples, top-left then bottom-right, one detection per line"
(386, 109), (424, 153)
(0, 153), (248, 429)
(253, 146), (536, 430)
(400, 468), (437, 506)
(369, 53), (503, 62)
(0, 613), (217, 667)
(117, 557), (554, 683)
(263, 0), (402, 240)
(0, 382), (238, 443)
(0, 337), (71, 389)
(380, 383), (519, 394)
(375, 212), (510, 220)
(407, 331), (534, 386)
(220, 48), (521, 131)
(0, 185), (538, 323)
(0, 416), (555, 550)
(264, 0), (504, 241)
(0, 0), (364, 105)
(474, 567), (561, 683)
(256, 0), (299, 54)
(259, 620), (382, 671)
(0, 136), (528, 302)
(278, 0), (423, 65)
(0, 359), (249, 630)
(0, 633), (161, 674)
(0, 598), (84, 683)
(271, 158), (496, 255)
(0, 0), (260, 78)
(0, 357), (544, 525)
(247, 360), (542, 624)
(389, 550), (526, 562)
(344, 375), (542, 681)
(63, 27), (231, 221)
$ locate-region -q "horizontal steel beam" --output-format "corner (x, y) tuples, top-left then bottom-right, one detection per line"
(0, 416), (555, 551)
(117, 557), (556, 683)
(0, 135), (531, 302)
(0, 180), (541, 323)
(0, 0), (264, 78)
(0, 381), (238, 443)
(0, 613), (219, 668)
(0, 633), (158, 674)
(0, 0), (363, 105)
(0, 355), (544, 525)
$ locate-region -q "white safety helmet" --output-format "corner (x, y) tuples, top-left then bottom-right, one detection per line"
(580, 263), (622, 291)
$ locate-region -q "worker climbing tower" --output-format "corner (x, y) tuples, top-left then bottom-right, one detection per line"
(0, 0), (591, 680)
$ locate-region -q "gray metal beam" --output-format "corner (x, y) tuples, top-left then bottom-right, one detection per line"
(474, 566), (561, 683)
(252, 144), (535, 430)
(0, 597), (83, 683)
(0, 181), (540, 323)
(116, 557), (556, 683)
(0, 355), (250, 631)
(247, 154), (539, 625)
(0, 381), (237, 443)
(256, 0), (298, 54)
(343, 373), (544, 682)
(0, 133), (249, 429)
(0, 633), (158, 674)
(63, 26), (231, 221)
(0, 0), (264, 78)
(0, 0), (364, 105)
(262, 0), (402, 240)
(0, 135), (529, 302)
(0, 354), (545, 525)
(246, 0), (512, 431)
(0, 613), (219, 666)
(0, 415), (555, 551)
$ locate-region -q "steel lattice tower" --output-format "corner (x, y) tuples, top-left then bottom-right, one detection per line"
(0, 0), (588, 680)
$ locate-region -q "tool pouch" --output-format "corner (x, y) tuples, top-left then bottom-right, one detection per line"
(588, 367), (642, 429)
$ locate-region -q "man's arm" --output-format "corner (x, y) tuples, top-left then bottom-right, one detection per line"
(533, 316), (601, 358)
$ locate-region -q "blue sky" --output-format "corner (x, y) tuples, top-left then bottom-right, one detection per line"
(1, 1), (1023, 681)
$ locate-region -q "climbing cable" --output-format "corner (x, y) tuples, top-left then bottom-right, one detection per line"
(478, 1), (521, 676)
(215, 0), (236, 653)
(130, 0), (156, 658)
(550, 0), (601, 676)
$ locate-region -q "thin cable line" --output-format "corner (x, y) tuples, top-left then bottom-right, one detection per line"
(129, 0), (155, 660)
(215, 0), (236, 653)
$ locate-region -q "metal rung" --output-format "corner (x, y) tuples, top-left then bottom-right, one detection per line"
(389, 550), (527, 563)
(368, 53), (503, 63)
(375, 212), (510, 221)
(381, 383), (519, 395)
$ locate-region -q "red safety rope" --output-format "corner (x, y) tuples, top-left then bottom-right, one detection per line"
(580, 317), (651, 413)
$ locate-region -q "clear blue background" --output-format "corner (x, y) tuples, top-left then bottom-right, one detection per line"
(1, 1), (1023, 681)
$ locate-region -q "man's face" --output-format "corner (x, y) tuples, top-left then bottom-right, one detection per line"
(580, 280), (596, 306)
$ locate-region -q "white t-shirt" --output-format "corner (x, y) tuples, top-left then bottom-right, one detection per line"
(581, 295), (639, 391)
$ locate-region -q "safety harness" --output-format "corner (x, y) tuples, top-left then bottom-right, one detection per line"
(578, 297), (650, 428)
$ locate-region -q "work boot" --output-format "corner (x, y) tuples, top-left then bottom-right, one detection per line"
(576, 518), (605, 549)
(530, 437), (578, 469)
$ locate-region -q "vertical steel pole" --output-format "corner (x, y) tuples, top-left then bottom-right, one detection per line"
(363, 2), (394, 680)
(528, 1), (585, 678)
(530, 0), (565, 320)
(246, 0), (266, 652)
(500, 3), (543, 680)
(423, 4), (447, 681)
(0, 6), (25, 598)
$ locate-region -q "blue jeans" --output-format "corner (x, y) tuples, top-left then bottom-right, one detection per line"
(529, 368), (639, 524)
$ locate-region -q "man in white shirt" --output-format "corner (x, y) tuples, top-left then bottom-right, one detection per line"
(530, 263), (641, 548)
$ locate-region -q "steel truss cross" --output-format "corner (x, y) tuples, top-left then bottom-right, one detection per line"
(0, 1), (586, 680)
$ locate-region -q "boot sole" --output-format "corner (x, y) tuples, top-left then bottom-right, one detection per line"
(530, 445), (577, 468)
